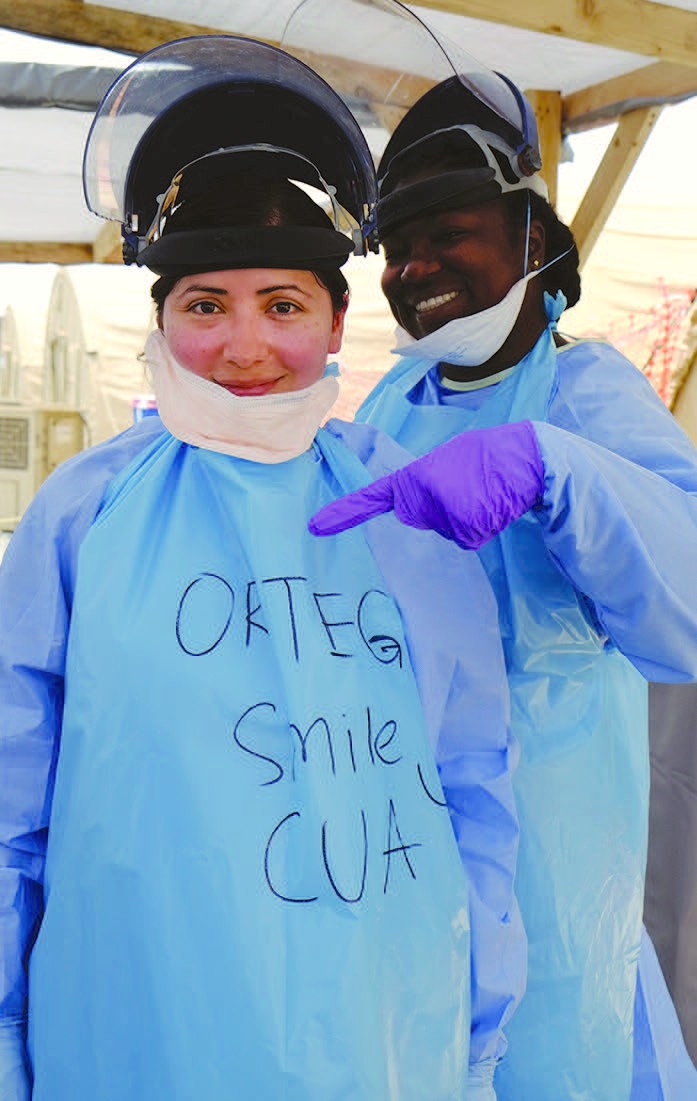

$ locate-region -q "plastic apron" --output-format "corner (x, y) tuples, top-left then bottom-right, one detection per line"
(360, 330), (648, 1101)
(28, 431), (471, 1101)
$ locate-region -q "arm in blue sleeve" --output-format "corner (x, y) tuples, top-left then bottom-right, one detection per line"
(0, 495), (75, 1094)
(532, 417), (697, 682)
(0, 419), (165, 1091)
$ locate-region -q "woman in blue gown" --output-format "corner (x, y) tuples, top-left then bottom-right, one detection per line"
(0, 35), (522, 1101)
(311, 57), (697, 1101)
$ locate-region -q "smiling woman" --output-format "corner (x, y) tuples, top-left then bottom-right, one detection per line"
(341, 55), (697, 1101)
(135, 170), (349, 462)
(149, 172), (347, 399)
(0, 31), (522, 1101)
(160, 267), (345, 394)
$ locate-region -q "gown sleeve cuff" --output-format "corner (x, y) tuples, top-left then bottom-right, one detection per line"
(0, 1018), (31, 1101)
(468, 1057), (498, 1100)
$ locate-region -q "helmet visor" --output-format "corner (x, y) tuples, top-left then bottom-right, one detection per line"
(83, 34), (376, 228)
(279, 0), (539, 164)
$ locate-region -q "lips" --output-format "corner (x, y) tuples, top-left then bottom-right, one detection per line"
(216, 380), (281, 396)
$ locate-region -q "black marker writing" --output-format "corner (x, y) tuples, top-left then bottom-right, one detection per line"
(176, 573), (234, 656)
(313, 592), (353, 658)
(383, 798), (421, 893)
(264, 813), (318, 904)
(232, 701), (284, 786)
(417, 762), (448, 807)
(245, 581), (268, 646)
(290, 717), (336, 778)
(322, 810), (368, 903)
(357, 590), (403, 666)
(261, 576), (305, 661)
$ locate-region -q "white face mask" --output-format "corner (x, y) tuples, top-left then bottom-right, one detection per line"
(393, 246), (572, 369)
(393, 268), (534, 368)
(144, 330), (339, 464)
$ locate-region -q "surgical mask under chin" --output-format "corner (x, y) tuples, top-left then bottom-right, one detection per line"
(394, 270), (533, 368)
(393, 251), (570, 369)
(144, 330), (339, 464)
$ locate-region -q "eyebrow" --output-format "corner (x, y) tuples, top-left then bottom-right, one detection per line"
(257, 283), (311, 297)
(178, 283), (228, 296)
(177, 282), (311, 298)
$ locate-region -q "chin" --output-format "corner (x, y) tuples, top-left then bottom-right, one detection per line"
(416, 318), (441, 337)
(415, 313), (455, 338)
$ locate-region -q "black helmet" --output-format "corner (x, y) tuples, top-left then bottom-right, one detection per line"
(376, 73), (546, 236)
(83, 35), (378, 271)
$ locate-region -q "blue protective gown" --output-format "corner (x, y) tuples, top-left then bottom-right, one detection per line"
(0, 414), (521, 1101)
(358, 327), (697, 1101)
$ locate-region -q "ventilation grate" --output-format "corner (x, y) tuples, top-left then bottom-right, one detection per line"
(0, 416), (29, 470)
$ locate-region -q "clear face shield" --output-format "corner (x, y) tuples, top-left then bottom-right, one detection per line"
(278, 0), (543, 200)
(82, 34), (379, 268)
(279, 1), (559, 359)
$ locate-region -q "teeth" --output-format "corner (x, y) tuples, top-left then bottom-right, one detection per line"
(415, 291), (459, 313)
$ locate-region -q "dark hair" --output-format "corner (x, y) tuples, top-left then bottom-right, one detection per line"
(151, 171), (350, 316)
(501, 190), (581, 309)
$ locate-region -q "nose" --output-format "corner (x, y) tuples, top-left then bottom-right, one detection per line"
(399, 240), (442, 284)
(222, 317), (267, 368)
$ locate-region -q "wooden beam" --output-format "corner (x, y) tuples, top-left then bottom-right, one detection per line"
(92, 222), (122, 264)
(0, 241), (93, 263)
(6, 1), (697, 68)
(525, 89), (562, 207)
(570, 106), (661, 267)
(416, 0), (697, 68)
(564, 61), (697, 131)
(0, 0), (225, 55)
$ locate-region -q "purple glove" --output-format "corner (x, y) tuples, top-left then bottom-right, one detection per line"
(310, 421), (545, 550)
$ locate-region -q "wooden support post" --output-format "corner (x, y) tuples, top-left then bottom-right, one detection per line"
(570, 105), (662, 268)
(525, 89), (562, 208)
(92, 223), (123, 264)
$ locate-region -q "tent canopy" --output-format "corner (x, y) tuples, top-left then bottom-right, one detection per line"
(1, 0), (696, 265)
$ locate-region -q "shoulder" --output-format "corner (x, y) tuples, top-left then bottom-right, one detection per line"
(8, 418), (167, 578)
(550, 338), (675, 432)
(323, 417), (416, 476)
(554, 338), (662, 400)
(543, 338), (697, 474)
(30, 416), (167, 530)
(0, 417), (167, 611)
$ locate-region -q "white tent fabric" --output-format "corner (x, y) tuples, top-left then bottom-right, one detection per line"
(0, 264), (57, 402)
(2, 3), (697, 250)
(93, 0), (680, 94)
(0, 304), (19, 400)
(555, 105), (697, 440)
(43, 264), (156, 444)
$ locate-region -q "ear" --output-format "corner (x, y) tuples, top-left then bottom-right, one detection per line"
(527, 218), (546, 269)
(329, 299), (348, 355)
